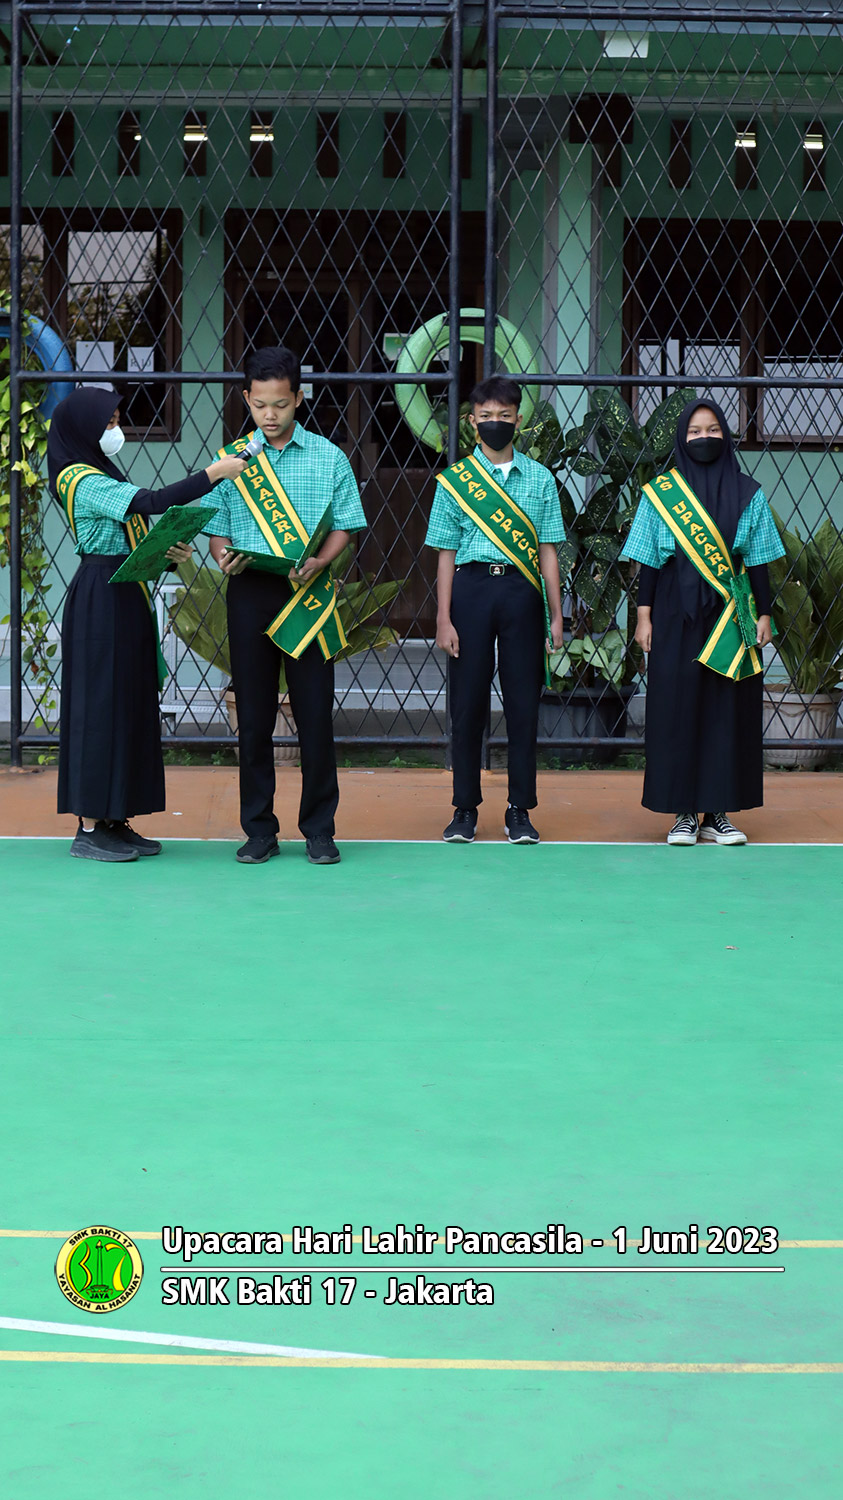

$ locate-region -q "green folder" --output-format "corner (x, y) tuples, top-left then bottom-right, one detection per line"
(223, 504), (334, 576)
(109, 505), (220, 584)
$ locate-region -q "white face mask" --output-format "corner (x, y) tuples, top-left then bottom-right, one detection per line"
(99, 425), (125, 457)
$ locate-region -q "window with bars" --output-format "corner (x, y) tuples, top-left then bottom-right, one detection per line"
(624, 218), (843, 445)
(1, 211), (182, 437)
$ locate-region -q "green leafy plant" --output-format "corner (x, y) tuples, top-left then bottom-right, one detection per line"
(168, 544), (405, 692)
(549, 386), (698, 690)
(0, 310), (56, 752)
(768, 512), (843, 696)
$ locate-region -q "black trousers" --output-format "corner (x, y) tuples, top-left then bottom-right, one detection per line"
(227, 570), (339, 840)
(449, 562), (544, 810)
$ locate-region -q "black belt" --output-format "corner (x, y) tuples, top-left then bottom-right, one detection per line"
(460, 560), (520, 577)
(79, 553), (128, 567)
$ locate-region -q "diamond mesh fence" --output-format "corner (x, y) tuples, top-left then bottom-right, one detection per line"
(4, 1), (843, 762)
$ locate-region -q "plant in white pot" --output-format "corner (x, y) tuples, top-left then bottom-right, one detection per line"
(765, 512), (843, 767)
(168, 546), (403, 763)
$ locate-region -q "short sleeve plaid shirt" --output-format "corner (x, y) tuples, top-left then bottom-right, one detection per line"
(62, 470), (140, 556)
(621, 486), (785, 569)
(204, 424), (366, 549)
(425, 445), (566, 564)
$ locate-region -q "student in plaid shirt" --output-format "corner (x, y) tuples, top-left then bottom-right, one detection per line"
(425, 376), (565, 846)
(206, 347), (366, 865)
(622, 399), (785, 847)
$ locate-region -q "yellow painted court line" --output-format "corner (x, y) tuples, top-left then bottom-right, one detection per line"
(1, 1231), (841, 1248)
(0, 1352), (841, 1372)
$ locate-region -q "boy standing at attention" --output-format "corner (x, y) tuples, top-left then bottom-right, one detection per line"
(426, 375), (565, 844)
(207, 346), (366, 864)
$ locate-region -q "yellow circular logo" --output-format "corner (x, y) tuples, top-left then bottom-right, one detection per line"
(55, 1227), (144, 1314)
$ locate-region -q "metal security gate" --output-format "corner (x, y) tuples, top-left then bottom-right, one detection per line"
(5, 1), (843, 762)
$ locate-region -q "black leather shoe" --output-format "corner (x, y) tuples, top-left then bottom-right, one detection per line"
(306, 835), (341, 865)
(236, 836), (280, 864)
(109, 820), (162, 856)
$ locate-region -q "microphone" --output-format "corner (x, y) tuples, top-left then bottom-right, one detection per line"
(239, 430), (265, 460)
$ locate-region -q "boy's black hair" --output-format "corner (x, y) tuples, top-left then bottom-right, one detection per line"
(243, 345), (302, 392)
(469, 375), (522, 411)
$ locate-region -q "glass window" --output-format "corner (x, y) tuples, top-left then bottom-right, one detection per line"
(625, 217), (843, 445)
(2, 212), (182, 437)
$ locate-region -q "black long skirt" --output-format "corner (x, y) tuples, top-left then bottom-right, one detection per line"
(642, 558), (763, 814)
(57, 555), (166, 819)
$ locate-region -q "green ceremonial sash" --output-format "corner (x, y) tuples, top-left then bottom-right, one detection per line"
(56, 464), (168, 689)
(218, 434), (347, 661)
(436, 455), (553, 686)
(641, 467), (763, 681)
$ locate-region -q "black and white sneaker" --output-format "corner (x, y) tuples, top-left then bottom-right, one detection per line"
(699, 812), (747, 846)
(70, 819), (139, 863)
(666, 814), (698, 846)
(236, 835), (280, 864)
(109, 820), (162, 856)
(306, 835), (341, 865)
(504, 807), (540, 844)
(443, 808), (477, 843)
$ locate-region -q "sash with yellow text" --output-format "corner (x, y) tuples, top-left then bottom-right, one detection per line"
(56, 463), (168, 689)
(641, 467), (763, 680)
(219, 434), (347, 661)
(435, 455), (553, 685)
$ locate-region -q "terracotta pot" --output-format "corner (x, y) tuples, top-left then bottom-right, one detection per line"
(223, 688), (299, 765)
(762, 684), (840, 768)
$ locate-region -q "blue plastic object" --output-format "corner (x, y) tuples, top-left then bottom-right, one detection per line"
(0, 310), (74, 419)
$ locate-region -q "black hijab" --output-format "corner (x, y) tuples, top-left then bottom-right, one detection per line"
(670, 398), (758, 621)
(47, 387), (123, 501)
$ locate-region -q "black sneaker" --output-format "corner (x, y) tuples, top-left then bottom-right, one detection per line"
(306, 835), (341, 865)
(699, 812), (747, 846)
(504, 807), (540, 844)
(109, 820), (162, 856)
(236, 835), (280, 864)
(70, 820), (139, 863)
(443, 808), (477, 843)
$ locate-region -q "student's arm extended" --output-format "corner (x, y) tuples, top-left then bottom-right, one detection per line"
(435, 549), (459, 658)
(539, 542), (564, 650)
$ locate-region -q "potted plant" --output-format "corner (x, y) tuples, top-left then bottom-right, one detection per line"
(168, 546), (404, 762)
(764, 513), (843, 767)
(508, 386), (695, 756)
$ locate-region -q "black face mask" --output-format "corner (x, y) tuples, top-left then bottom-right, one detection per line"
(687, 436), (724, 464)
(476, 419), (517, 452)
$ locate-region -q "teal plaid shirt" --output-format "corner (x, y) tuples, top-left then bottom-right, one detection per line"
(204, 424), (366, 549)
(622, 486), (785, 569)
(62, 470), (141, 556)
(425, 445), (566, 564)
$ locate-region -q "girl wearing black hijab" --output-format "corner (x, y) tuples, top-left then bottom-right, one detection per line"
(48, 387), (246, 862)
(622, 399), (785, 846)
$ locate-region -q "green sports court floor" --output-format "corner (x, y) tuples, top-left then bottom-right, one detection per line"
(1, 838), (840, 1496)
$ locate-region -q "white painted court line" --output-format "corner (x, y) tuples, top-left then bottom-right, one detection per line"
(2, 837), (843, 848)
(0, 1316), (384, 1362)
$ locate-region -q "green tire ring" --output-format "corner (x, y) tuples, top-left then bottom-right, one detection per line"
(394, 307), (539, 452)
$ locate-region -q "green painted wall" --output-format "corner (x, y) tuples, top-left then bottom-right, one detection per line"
(4, 16), (843, 709)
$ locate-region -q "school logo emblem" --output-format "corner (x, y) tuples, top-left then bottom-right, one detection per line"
(55, 1227), (144, 1314)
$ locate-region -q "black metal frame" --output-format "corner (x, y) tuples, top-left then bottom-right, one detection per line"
(6, 0), (843, 760)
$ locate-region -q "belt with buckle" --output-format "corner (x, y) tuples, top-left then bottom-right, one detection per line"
(489, 562), (507, 576)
